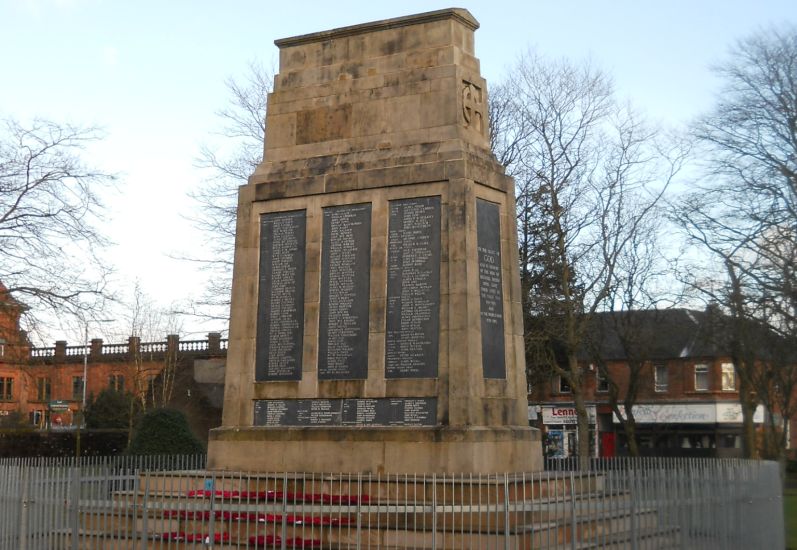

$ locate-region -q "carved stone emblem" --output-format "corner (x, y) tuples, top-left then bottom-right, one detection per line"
(462, 80), (484, 133)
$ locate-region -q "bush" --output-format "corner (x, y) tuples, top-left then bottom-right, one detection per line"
(127, 408), (204, 455)
(85, 389), (140, 430)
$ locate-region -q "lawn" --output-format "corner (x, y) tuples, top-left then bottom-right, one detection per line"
(787, 479), (797, 549)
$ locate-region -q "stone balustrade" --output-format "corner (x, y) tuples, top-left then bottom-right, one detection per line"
(27, 332), (227, 364)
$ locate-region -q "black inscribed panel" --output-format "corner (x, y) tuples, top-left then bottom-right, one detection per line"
(476, 199), (506, 378)
(255, 210), (306, 381)
(318, 203), (371, 380)
(253, 399), (343, 426)
(254, 397), (437, 427)
(385, 197), (441, 378)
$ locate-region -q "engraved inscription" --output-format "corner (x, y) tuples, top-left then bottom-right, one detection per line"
(385, 197), (441, 378)
(254, 398), (437, 427)
(477, 199), (506, 378)
(319, 204), (371, 379)
(255, 210), (306, 381)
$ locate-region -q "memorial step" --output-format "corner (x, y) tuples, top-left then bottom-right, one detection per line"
(136, 470), (603, 504)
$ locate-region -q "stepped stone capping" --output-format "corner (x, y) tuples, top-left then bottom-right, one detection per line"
(273, 9), (479, 49)
(257, 10), (489, 168)
(253, 150), (512, 202)
(252, 141), (505, 178)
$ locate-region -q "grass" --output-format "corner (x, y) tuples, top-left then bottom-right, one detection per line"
(787, 474), (797, 549)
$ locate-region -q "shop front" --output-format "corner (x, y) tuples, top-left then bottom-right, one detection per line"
(537, 405), (598, 458)
(611, 402), (765, 458)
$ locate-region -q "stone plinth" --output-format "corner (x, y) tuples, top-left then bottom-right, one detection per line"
(208, 8), (542, 474)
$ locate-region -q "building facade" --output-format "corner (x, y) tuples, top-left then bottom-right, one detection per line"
(529, 309), (792, 459)
(0, 283), (227, 431)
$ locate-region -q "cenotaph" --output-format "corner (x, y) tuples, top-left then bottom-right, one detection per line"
(207, 8), (542, 473)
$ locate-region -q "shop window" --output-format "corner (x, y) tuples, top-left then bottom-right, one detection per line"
(0, 377), (13, 400)
(694, 364), (709, 391)
(721, 363), (736, 391)
(36, 378), (51, 401)
(654, 363), (668, 392)
(558, 376), (572, 393)
(596, 370), (609, 393)
(681, 434), (715, 449)
(72, 376), (84, 400)
(109, 374), (125, 392)
(721, 434), (741, 448)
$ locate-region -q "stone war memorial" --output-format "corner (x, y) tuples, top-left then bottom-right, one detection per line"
(0, 9), (786, 550)
(207, 8), (542, 474)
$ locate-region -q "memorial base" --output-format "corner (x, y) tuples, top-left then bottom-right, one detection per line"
(207, 426), (542, 474)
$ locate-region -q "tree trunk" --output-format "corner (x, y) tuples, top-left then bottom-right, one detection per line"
(739, 383), (758, 459)
(624, 413), (640, 457)
(127, 398), (135, 447)
(569, 356), (591, 468)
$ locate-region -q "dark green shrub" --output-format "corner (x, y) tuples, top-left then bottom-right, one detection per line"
(127, 408), (204, 455)
(85, 389), (140, 430)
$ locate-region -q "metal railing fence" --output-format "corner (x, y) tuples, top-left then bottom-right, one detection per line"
(0, 455), (784, 549)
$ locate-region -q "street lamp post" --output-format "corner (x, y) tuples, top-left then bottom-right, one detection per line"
(75, 318), (114, 458)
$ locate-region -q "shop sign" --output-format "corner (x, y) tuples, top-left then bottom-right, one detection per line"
(48, 400), (70, 412)
(614, 403), (765, 424)
(542, 405), (597, 425)
(715, 403), (765, 423)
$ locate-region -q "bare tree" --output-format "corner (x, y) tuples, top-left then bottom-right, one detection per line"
(120, 281), (183, 412)
(588, 212), (681, 457)
(492, 52), (686, 462)
(675, 25), (797, 461)
(0, 118), (115, 334)
(180, 62), (272, 324)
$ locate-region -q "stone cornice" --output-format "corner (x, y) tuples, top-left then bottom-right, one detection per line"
(274, 8), (478, 48)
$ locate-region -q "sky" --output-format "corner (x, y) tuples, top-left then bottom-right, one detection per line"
(0, 0), (793, 342)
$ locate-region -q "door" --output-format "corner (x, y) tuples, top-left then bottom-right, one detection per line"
(601, 432), (616, 457)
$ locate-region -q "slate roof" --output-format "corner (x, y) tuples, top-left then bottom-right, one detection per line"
(584, 308), (790, 362)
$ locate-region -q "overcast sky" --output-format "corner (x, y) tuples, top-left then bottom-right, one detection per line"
(0, 0), (793, 341)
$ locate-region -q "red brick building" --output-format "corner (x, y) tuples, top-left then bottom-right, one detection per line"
(0, 282), (31, 421)
(529, 309), (792, 459)
(0, 283), (227, 432)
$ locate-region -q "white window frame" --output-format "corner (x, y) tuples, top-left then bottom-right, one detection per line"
(0, 377), (13, 400)
(596, 370), (609, 393)
(654, 363), (668, 393)
(721, 363), (736, 391)
(558, 376), (572, 394)
(694, 364), (709, 391)
(37, 377), (51, 402)
(30, 409), (43, 427)
(109, 373), (125, 392)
